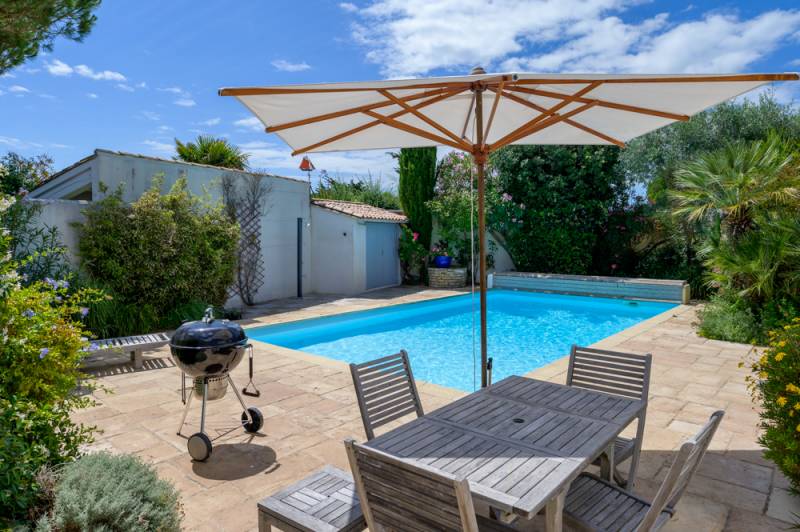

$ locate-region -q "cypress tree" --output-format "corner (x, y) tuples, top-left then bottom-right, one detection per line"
(398, 147), (437, 250)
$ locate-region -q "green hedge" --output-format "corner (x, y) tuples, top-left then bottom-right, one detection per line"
(76, 177), (238, 336)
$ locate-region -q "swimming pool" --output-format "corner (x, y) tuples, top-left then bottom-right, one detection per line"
(247, 290), (675, 392)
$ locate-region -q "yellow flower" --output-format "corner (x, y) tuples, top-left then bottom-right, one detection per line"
(796, 423), (800, 432)
(777, 396), (788, 407)
(759, 371), (768, 379)
(775, 352), (786, 362)
(786, 384), (800, 394)
(777, 341), (787, 348)
(794, 403), (800, 411)
(738, 361), (745, 368)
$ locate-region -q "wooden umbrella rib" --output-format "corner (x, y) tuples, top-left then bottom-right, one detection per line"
(291, 90), (463, 155)
(220, 80), (473, 96)
(494, 89), (625, 147)
(483, 80), (504, 148)
(508, 73), (799, 85)
(460, 93), (476, 140)
(377, 89), (470, 150)
(508, 86), (689, 121)
(490, 81), (602, 150)
(489, 101), (598, 151)
(362, 109), (468, 151)
(267, 88), (454, 133)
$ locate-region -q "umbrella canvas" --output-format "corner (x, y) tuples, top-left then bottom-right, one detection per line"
(220, 70), (798, 387)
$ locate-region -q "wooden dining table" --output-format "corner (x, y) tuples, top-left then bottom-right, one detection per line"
(365, 375), (645, 531)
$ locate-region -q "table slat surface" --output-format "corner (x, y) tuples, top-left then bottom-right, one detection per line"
(366, 375), (644, 519)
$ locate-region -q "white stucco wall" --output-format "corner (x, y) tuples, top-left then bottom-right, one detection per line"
(24, 198), (88, 267)
(310, 205), (363, 294)
(30, 150), (311, 304)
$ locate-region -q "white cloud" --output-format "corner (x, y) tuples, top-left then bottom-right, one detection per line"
(141, 111), (160, 121)
(158, 125), (173, 131)
(38, 93), (56, 99)
(271, 59), (312, 72)
(8, 85), (30, 93)
(87, 92), (98, 99)
(234, 116), (264, 131)
(45, 59), (73, 76)
(116, 83), (135, 92)
(349, 2), (800, 77)
(142, 140), (175, 155)
(136, 81), (147, 89)
(509, 10), (800, 74)
(174, 98), (196, 107)
(198, 117), (221, 126)
(0, 135), (43, 150)
(45, 59), (128, 82)
(0, 72), (15, 78)
(74, 64), (127, 81)
(340, 2), (358, 12)
(158, 86), (184, 94)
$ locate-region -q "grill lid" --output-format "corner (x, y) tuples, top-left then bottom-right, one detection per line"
(170, 307), (246, 350)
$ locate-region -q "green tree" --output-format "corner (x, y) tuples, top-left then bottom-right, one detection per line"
(398, 147), (437, 250)
(174, 135), (250, 170)
(313, 171), (399, 209)
(491, 145), (622, 274)
(670, 135), (798, 241)
(0, 152), (53, 195)
(0, 0), (100, 74)
(621, 94), (800, 186)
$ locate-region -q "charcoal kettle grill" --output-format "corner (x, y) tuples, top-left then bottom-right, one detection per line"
(170, 308), (263, 461)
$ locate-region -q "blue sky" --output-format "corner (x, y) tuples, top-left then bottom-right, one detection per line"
(1, 0), (799, 185)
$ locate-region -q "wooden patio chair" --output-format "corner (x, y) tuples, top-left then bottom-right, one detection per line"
(344, 439), (515, 532)
(563, 410), (725, 532)
(567, 345), (652, 489)
(349, 350), (424, 441)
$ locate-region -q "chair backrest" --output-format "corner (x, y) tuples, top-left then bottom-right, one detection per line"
(350, 350), (424, 440)
(567, 345), (652, 401)
(637, 411), (725, 531)
(345, 439), (479, 532)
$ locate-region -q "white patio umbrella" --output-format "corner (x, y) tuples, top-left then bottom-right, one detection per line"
(220, 69), (797, 388)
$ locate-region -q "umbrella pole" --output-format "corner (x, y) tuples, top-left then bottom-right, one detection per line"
(473, 85), (489, 388)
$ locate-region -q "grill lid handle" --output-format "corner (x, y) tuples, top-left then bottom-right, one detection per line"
(202, 307), (215, 323)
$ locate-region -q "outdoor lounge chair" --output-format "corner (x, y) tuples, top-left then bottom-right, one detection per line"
(89, 332), (171, 369)
(563, 410), (724, 532)
(349, 350), (424, 440)
(344, 438), (515, 532)
(567, 345), (652, 490)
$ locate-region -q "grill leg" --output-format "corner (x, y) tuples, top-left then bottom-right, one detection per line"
(228, 374), (253, 424)
(199, 378), (208, 435)
(177, 385), (194, 436)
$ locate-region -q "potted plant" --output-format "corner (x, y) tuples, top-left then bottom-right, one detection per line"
(431, 240), (452, 268)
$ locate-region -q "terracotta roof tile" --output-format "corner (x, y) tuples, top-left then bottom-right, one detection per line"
(311, 199), (407, 223)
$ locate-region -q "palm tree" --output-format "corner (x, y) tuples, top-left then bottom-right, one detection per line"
(669, 135), (799, 241)
(174, 135), (250, 170)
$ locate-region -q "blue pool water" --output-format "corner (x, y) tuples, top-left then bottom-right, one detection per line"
(247, 290), (675, 392)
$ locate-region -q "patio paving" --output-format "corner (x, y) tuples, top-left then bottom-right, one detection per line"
(76, 286), (798, 531)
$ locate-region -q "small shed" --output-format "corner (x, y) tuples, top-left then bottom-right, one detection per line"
(310, 199), (406, 294)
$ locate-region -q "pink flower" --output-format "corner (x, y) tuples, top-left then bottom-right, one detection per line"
(611, 264), (618, 270)
(501, 193), (512, 202)
(412, 232), (419, 242)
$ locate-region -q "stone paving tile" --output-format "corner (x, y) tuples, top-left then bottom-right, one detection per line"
(77, 288), (797, 531)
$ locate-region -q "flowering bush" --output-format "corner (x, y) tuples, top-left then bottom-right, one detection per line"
(431, 240), (450, 258)
(0, 194), (101, 524)
(746, 318), (800, 492)
(398, 226), (427, 283)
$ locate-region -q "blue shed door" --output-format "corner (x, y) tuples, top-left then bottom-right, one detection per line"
(366, 223), (399, 289)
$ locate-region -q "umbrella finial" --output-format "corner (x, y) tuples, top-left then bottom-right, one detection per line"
(470, 66), (486, 76)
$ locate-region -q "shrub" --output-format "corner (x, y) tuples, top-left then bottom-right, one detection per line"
(76, 176), (239, 335)
(37, 453), (182, 532)
(697, 295), (759, 344)
(398, 226), (427, 283)
(746, 318), (800, 492)
(0, 194), (100, 524)
(0, 398), (92, 521)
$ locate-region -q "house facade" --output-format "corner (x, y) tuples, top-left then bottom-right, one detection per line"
(29, 149), (405, 304)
